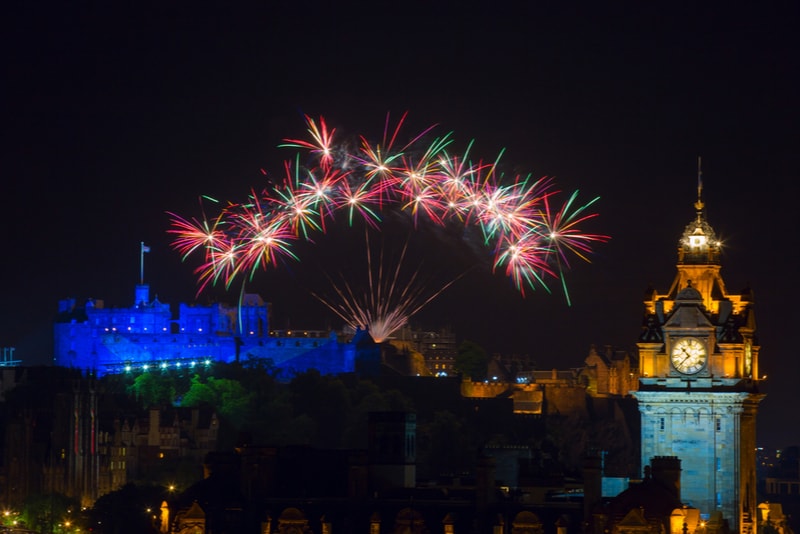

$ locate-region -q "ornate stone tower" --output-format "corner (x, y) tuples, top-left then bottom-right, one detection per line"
(633, 172), (764, 534)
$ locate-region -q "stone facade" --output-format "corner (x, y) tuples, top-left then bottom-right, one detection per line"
(584, 345), (639, 397)
(393, 325), (459, 377)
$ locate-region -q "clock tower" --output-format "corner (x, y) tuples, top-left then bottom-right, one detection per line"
(633, 172), (764, 534)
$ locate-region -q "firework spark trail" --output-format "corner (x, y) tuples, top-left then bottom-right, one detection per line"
(310, 227), (465, 342)
(279, 114), (337, 170)
(356, 111), (441, 209)
(168, 113), (609, 335)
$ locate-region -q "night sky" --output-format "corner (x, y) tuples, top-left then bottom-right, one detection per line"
(3, 4), (798, 448)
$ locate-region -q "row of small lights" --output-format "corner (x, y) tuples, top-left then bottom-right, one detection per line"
(123, 359), (213, 372)
(103, 326), (262, 335)
(105, 326), (170, 333)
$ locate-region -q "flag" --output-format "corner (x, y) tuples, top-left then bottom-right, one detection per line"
(141, 243), (151, 253)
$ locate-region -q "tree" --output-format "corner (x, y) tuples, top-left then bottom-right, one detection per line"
(128, 372), (176, 407)
(88, 483), (166, 534)
(21, 492), (81, 534)
(181, 376), (253, 429)
(454, 340), (489, 381)
(180, 375), (217, 407)
(209, 377), (253, 428)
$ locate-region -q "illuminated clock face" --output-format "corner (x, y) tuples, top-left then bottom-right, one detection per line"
(671, 337), (707, 374)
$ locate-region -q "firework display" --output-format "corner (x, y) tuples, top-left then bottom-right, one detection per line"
(168, 113), (609, 320)
(307, 227), (466, 342)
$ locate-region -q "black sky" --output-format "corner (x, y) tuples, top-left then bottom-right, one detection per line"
(3, 3), (798, 448)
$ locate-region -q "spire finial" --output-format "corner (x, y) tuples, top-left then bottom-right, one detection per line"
(694, 156), (705, 213)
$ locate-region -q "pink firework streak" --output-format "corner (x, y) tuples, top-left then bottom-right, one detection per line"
(168, 113), (609, 337)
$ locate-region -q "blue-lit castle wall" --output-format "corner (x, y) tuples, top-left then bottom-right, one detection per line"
(54, 284), (378, 378)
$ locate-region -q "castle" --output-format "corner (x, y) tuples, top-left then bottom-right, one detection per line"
(53, 283), (379, 379)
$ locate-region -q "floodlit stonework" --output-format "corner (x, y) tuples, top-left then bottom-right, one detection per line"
(633, 184), (764, 534)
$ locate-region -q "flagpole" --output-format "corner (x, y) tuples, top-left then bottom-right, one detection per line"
(140, 242), (148, 284)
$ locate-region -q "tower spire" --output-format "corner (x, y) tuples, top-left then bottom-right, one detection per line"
(694, 156), (704, 214)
